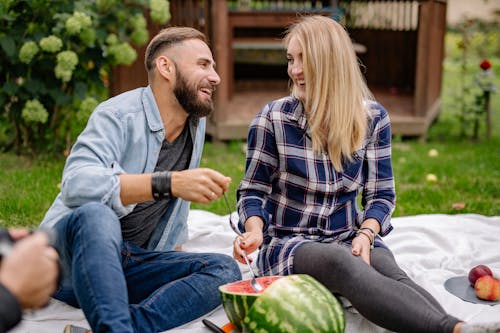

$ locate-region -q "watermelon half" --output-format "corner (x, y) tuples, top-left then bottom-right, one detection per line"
(243, 274), (345, 333)
(219, 274), (345, 333)
(219, 276), (282, 331)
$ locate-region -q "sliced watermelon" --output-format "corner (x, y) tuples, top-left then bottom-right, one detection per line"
(219, 276), (282, 331)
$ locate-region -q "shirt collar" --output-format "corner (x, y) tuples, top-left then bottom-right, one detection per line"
(142, 85), (199, 134)
(285, 96), (310, 137)
(142, 85), (163, 132)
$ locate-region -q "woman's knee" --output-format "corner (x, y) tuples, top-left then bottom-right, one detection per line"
(370, 247), (408, 280)
(294, 242), (355, 274)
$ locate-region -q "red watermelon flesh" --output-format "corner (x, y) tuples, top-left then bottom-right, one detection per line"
(221, 276), (281, 294)
(219, 276), (281, 330)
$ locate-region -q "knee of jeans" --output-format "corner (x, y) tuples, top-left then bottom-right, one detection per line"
(75, 202), (121, 235)
(213, 254), (242, 283)
(57, 202), (122, 247)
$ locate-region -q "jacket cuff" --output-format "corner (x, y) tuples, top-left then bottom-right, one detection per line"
(0, 282), (22, 332)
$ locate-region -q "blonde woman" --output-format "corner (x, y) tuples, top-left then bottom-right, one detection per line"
(234, 15), (498, 333)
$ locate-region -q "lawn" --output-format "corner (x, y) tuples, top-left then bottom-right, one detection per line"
(0, 29), (499, 228)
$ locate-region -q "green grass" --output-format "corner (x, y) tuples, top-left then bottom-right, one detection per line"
(0, 154), (64, 228)
(1, 29), (499, 228)
(391, 139), (499, 216)
(197, 135), (500, 217)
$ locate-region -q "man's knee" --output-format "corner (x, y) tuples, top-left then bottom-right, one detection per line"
(209, 253), (242, 284)
(72, 203), (120, 234)
(55, 202), (122, 246)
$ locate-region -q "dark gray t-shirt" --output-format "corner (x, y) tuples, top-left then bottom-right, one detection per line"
(120, 124), (192, 248)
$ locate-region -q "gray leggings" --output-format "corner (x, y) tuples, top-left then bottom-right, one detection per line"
(293, 242), (461, 333)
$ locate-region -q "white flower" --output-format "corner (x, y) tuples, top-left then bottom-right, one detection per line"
(428, 149), (438, 157)
(426, 174), (438, 183)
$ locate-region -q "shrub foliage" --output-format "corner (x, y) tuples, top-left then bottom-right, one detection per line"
(0, 0), (170, 153)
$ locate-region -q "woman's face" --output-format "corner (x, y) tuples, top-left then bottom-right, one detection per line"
(286, 36), (305, 101)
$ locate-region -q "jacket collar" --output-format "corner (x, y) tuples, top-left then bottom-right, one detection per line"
(142, 85), (163, 132)
(142, 85), (199, 136)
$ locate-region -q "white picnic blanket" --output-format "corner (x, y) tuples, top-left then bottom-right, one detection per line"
(11, 211), (500, 333)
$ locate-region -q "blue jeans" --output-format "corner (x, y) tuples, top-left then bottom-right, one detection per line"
(52, 202), (241, 333)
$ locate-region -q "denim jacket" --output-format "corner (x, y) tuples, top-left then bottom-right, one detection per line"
(40, 86), (205, 250)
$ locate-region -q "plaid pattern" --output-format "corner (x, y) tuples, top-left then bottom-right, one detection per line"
(237, 96), (395, 275)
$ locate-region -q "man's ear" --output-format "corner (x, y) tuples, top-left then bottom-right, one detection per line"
(155, 55), (175, 80)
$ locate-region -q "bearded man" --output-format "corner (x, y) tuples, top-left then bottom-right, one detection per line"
(40, 27), (241, 333)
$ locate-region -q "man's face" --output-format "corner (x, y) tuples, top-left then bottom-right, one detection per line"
(173, 67), (214, 118)
(171, 39), (220, 118)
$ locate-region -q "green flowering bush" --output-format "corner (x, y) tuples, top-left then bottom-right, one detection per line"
(19, 41), (39, 64)
(55, 50), (79, 83)
(450, 18), (499, 141)
(39, 36), (64, 53)
(21, 100), (49, 124)
(150, 0), (171, 23)
(0, 0), (170, 153)
(77, 97), (99, 124)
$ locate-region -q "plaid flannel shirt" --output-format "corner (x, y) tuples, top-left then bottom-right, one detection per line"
(237, 96), (395, 276)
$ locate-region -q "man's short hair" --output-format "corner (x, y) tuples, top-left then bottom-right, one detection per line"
(144, 26), (207, 72)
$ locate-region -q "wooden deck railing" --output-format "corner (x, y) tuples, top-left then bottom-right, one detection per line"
(110, 0), (447, 140)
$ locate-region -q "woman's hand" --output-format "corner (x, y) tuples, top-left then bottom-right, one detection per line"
(352, 218), (380, 265)
(233, 217), (264, 264)
(351, 233), (372, 265)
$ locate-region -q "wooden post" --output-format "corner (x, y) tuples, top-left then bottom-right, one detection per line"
(485, 91), (491, 139)
(210, 0), (230, 126)
(414, 0), (446, 118)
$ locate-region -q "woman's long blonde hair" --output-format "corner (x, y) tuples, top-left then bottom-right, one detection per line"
(284, 15), (373, 171)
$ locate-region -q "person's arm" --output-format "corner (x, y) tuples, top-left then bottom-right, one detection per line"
(237, 105), (279, 232)
(119, 168), (231, 206)
(59, 106), (129, 215)
(361, 104), (396, 236)
(352, 105), (395, 265)
(234, 106), (278, 262)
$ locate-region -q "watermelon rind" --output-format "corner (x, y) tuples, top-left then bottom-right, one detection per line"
(220, 291), (258, 331)
(219, 276), (281, 331)
(242, 274), (345, 333)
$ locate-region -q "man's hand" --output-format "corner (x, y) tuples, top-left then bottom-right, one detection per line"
(0, 232), (59, 309)
(171, 168), (231, 203)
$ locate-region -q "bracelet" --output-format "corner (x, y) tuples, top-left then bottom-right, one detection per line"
(151, 171), (172, 201)
(360, 227), (376, 240)
(356, 229), (374, 249)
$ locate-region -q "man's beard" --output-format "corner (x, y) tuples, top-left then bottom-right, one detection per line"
(173, 70), (214, 118)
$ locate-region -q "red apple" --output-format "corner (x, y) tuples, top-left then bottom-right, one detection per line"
(468, 264), (493, 286)
(474, 275), (500, 301)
